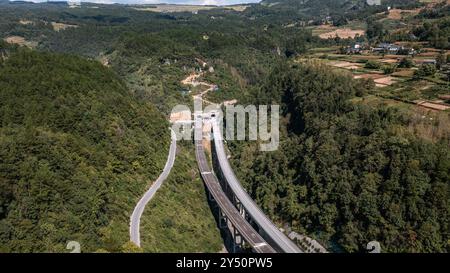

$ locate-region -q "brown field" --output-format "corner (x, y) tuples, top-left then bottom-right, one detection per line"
(4, 36), (26, 45)
(51, 22), (78, 32)
(414, 100), (450, 111)
(374, 76), (397, 87)
(415, 58), (438, 64)
(408, 108), (450, 143)
(417, 51), (438, 57)
(326, 62), (362, 71)
(169, 110), (192, 123)
(311, 25), (336, 36)
(344, 65), (361, 70)
(4, 36), (36, 48)
(438, 95), (450, 100)
(19, 20), (33, 25)
(392, 69), (415, 77)
(354, 73), (386, 80)
(380, 58), (399, 64)
(386, 8), (422, 20)
(319, 28), (365, 39)
(328, 61), (364, 70)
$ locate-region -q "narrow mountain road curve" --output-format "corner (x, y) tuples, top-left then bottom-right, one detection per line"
(130, 129), (177, 247)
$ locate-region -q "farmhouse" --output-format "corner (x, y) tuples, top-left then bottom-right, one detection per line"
(372, 43), (414, 55)
(345, 43), (363, 54)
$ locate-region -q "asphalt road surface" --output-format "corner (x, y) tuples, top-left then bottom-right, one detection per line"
(130, 129), (177, 247)
(212, 121), (303, 253)
(194, 117), (275, 253)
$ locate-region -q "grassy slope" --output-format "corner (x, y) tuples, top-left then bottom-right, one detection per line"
(140, 143), (223, 253)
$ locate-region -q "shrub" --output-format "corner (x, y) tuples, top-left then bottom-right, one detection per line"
(382, 64), (397, 74)
(398, 58), (414, 68)
(364, 60), (380, 69)
(414, 64), (437, 78)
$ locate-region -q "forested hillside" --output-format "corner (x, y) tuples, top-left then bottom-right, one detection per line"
(0, 49), (172, 252)
(140, 143), (222, 253)
(0, 0), (448, 253)
(230, 62), (449, 252)
(250, 0), (422, 24)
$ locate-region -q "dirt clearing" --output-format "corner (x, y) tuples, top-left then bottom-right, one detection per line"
(386, 8), (422, 20)
(414, 100), (450, 111)
(319, 28), (365, 39)
(392, 69), (414, 77)
(170, 110), (192, 123)
(19, 20), (34, 25)
(3, 36), (36, 48)
(328, 61), (363, 70)
(374, 76), (396, 87)
(51, 22), (78, 32)
(354, 73), (386, 80)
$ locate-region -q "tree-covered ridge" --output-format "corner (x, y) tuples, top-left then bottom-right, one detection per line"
(0, 50), (170, 252)
(250, 0), (423, 24)
(230, 62), (449, 252)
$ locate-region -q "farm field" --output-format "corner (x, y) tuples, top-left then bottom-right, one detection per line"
(310, 21), (367, 39)
(3, 35), (36, 48)
(302, 46), (449, 114)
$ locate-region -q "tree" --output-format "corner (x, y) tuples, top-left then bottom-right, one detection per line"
(414, 64), (437, 78)
(398, 58), (414, 68)
(232, 62), (450, 253)
(0, 50), (171, 252)
(382, 64), (397, 74)
(366, 20), (385, 41)
(121, 242), (143, 253)
(365, 60), (381, 69)
(436, 52), (446, 69)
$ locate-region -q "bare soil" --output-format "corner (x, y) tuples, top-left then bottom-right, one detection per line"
(319, 28), (365, 39)
(51, 22), (78, 32)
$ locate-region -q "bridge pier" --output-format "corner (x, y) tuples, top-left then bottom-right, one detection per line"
(195, 114), (277, 254)
(234, 226), (243, 246)
(244, 211), (251, 222)
(231, 225), (243, 253)
(208, 191), (214, 202)
(219, 210), (228, 229)
(234, 198), (245, 216)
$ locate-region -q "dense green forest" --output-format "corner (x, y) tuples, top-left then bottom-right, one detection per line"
(230, 62), (449, 252)
(0, 49), (171, 252)
(0, 0), (449, 253)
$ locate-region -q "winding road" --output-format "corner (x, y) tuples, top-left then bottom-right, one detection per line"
(130, 129), (177, 247)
